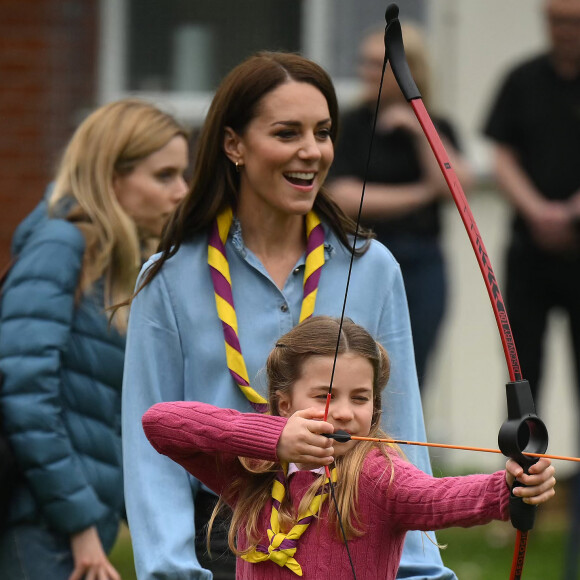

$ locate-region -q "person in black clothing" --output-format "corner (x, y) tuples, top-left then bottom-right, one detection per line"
(484, 0), (580, 407)
(483, 1), (580, 577)
(328, 23), (473, 389)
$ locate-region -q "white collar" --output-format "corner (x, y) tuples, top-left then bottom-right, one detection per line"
(287, 463), (325, 477)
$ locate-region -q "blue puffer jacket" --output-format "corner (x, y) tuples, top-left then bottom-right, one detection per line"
(0, 198), (125, 551)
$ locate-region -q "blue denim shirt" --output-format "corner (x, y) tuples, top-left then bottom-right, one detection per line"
(122, 221), (456, 579)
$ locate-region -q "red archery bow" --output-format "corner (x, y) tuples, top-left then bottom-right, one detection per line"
(383, 4), (549, 579)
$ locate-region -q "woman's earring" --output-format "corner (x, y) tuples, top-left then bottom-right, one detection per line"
(235, 160), (241, 173)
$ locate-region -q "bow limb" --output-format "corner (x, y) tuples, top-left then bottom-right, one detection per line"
(384, 4), (549, 580)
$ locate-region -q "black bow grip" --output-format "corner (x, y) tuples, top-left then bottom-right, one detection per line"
(498, 380), (549, 531)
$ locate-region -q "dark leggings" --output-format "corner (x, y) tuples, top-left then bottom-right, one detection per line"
(195, 490), (237, 579)
(505, 239), (580, 580)
(505, 239), (580, 406)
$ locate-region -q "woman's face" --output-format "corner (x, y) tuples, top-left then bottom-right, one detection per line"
(113, 135), (189, 237)
(225, 81), (334, 219)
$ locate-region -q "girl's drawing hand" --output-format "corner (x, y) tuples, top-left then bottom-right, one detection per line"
(505, 458), (556, 505)
(277, 408), (334, 467)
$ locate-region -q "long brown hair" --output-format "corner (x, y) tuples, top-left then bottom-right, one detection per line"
(138, 51), (373, 293)
(216, 316), (399, 555)
(49, 98), (187, 331)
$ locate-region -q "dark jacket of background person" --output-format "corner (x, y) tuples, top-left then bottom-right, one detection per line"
(484, 53), (580, 247)
(331, 105), (460, 242)
(0, 196), (125, 551)
(0, 97), (188, 580)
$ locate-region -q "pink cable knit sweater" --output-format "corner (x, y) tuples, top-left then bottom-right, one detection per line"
(142, 402), (510, 580)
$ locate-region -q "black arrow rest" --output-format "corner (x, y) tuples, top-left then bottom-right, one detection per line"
(323, 430), (352, 443)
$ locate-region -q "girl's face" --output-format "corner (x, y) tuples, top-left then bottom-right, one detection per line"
(224, 80), (334, 219)
(277, 354), (375, 458)
(113, 135), (189, 237)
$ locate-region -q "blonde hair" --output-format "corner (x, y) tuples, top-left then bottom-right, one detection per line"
(399, 23), (431, 107)
(48, 99), (187, 331)
(364, 22), (432, 107)
(211, 316), (400, 555)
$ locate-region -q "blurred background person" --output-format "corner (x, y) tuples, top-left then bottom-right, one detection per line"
(0, 99), (189, 580)
(483, 0), (580, 577)
(328, 23), (474, 390)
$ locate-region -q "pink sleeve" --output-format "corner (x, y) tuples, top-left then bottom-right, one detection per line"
(360, 450), (511, 532)
(142, 401), (287, 498)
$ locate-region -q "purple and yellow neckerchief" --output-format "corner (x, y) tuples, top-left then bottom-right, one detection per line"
(241, 463), (338, 576)
(208, 206), (325, 412)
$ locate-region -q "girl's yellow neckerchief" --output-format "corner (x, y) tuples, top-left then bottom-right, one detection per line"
(241, 464), (337, 576)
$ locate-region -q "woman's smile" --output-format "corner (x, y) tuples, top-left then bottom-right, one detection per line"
(283, 171), (317, 190)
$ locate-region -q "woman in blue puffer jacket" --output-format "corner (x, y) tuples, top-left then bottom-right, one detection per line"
(0, 99), (189, 580)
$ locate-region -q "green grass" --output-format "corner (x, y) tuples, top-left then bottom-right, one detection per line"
(109, 524), (137, 580)
(438, 519), (568, 579)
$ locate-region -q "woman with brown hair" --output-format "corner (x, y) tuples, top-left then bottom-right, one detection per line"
(122, 52), (454, 579)
(0, 98), (189, 579)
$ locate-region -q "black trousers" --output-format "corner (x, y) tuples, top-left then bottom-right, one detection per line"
(506, 237), (580, 579)
(505, 238), (580, 408)
(194, 490), (237, 579)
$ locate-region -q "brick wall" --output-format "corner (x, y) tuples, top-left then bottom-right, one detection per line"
(0, 0), (98, 266)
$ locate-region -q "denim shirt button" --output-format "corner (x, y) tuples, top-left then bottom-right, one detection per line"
(280, 303), (288, 312)
(293, 268), (300, 274)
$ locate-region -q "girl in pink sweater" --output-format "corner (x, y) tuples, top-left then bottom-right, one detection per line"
(142, 316), (555, 579)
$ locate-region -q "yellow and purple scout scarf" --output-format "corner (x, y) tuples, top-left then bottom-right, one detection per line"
(208, 206), (325, 412)
(241, 464), (338, 576)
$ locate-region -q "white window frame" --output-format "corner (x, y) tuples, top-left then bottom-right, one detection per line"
(97, 0), (361, 125)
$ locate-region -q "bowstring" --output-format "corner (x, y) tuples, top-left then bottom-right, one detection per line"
(324, 56), (388, 416)
(321, 45), (390, 580)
